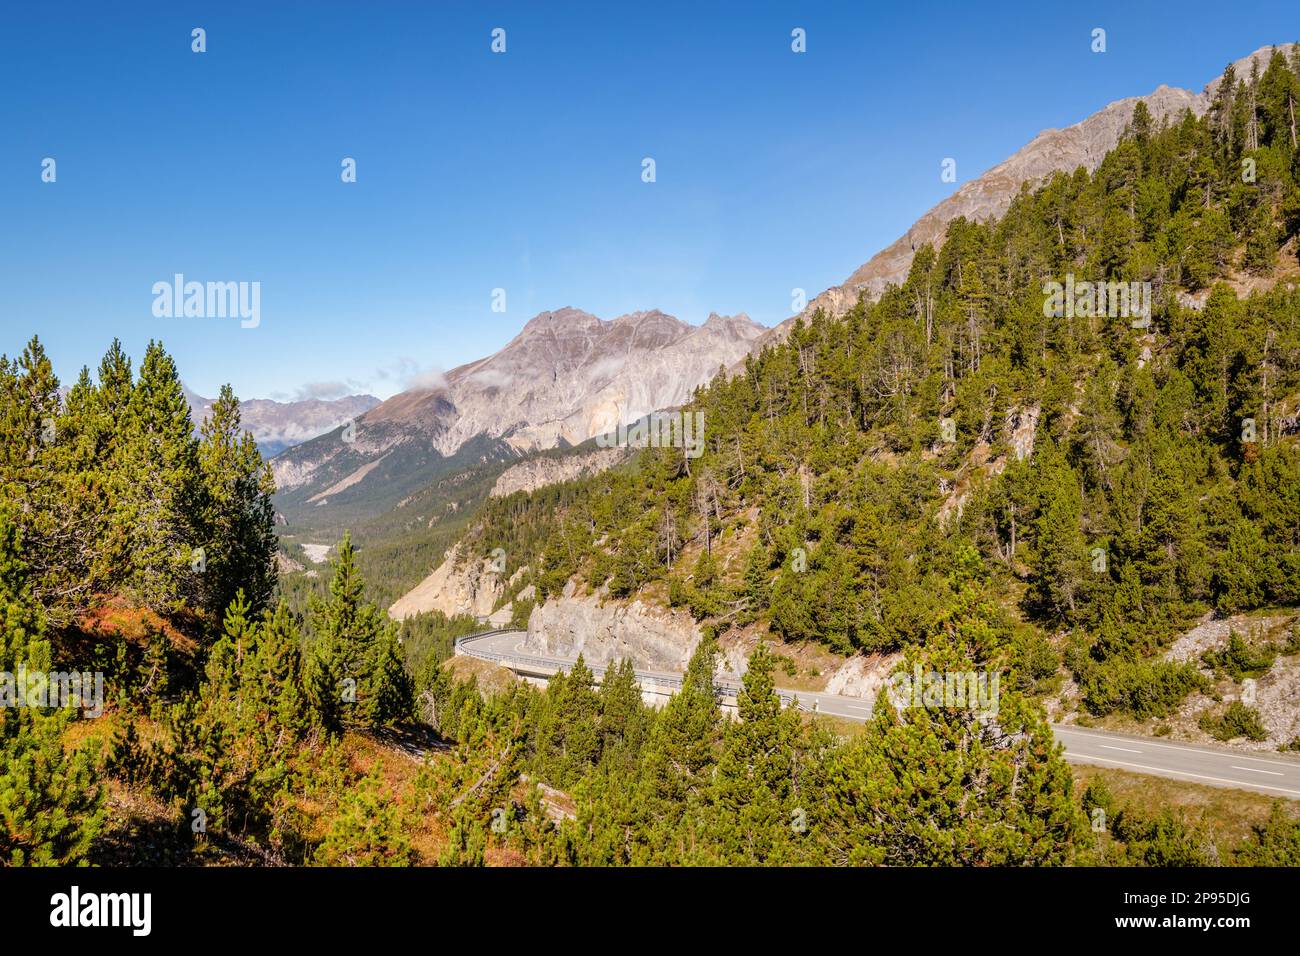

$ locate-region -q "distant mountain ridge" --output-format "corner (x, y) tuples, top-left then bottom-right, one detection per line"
(183, 387), (380, 458)
(270, 308), (765, 521)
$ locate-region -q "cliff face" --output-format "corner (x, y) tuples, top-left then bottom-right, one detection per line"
(522, 583), (704, 672)
(824, 653), (903, 703)
(490, 447), (627, 498)
(388, 543), (504, 621)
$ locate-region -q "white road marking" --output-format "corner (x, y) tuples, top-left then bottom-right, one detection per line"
(1055, 726), (1300, 771)
(1231, 765), (1285, 776)
(1099, 744), (1143, 754)
(1063, 753), (1300, 797)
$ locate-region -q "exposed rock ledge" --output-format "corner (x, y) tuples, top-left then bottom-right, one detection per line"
(824, 652), (903, 701)
(389, 543), (504, 621)
(524, 583), (703, 672)
(490, 447), (627, 498)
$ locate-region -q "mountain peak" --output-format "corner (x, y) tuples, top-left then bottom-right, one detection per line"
(760, 40), (1299, 347)
(702, 311), (764, 334)
(520, 307), (603, 335)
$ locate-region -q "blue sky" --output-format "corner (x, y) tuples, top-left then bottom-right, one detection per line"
(2, 1), (1297, 400)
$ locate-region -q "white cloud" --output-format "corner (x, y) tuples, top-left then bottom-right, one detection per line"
(293, 380), (352, 401)
(404, 366), (449, 392)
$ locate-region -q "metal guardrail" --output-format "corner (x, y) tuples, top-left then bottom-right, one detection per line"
(455, 628), (804, 707)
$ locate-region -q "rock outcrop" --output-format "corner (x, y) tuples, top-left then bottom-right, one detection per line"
(523, 584), (703, 671)
(490, 447), (628, 498)
(388, 544), (504, 621)
(824, 652), (903, 703)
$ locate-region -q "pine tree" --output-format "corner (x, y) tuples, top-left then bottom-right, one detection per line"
(705, 641), (808, 864)
(308, 532), (411, 732)
(0, 338), (90, 620)
(313, 773), (416, 866)
(631, 637), (722, 862)
(1028, 438), (1089, 622)
(820, 588), (1084, 865)
(596, 658), (649, 771)
(118, 341), (200, 609)
(195, 384), (277, 618)
(0, 507), (105, 865)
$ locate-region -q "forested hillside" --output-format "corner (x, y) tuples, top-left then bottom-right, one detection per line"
(457, 52), (1300, 727)
(5, 51), (1300, 868)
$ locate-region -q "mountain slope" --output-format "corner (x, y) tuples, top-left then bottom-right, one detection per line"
(430, 46), (1300, 740)
(184, 387), (380, 457)
(751, 43), (1297, 354)
(272, 309), (765, 523)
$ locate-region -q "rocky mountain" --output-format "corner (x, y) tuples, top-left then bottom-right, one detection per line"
(751, 43), (1297, 354)
(184, 387), (380, 458)
(490, 447), (628, 498)
(388, 542), (507, 621)
(271, 309), (765, 520)
(275, 44), (1297, 530)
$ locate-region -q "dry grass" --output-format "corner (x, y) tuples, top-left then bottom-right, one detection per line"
(443, 655), (519, 696)
(1072, 764), (1299, 858)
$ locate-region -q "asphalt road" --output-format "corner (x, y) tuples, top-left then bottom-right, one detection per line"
(457, 629), (1300, 799)
(1054, 725), (1300, 799)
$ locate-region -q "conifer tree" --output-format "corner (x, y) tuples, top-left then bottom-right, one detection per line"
(119, 341), (200, 609)
(632, 637), (722, 862)
(705, 641), (807, 864)
(195, 384), (277, 618)
(596, 658), (649, 770)
(1028, 438), (1089, 622)
(309, 532), (412, 732)
(821, 586), (1084, 865)
(0, 507), (105, 865)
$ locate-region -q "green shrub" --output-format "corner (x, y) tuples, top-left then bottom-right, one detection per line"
(1199, 701), (1269, 742)
(1202, 630), (1275, 680)
(1077, 657), (1211, 719)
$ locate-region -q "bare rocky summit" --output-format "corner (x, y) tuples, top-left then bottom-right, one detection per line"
(274, 308), (764, 501)
(184, 387), (379, 458)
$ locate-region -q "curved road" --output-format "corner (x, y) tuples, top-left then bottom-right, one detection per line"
(456, 630), (1300, 800)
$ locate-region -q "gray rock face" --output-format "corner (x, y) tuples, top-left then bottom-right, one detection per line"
(388, 543), (504, 621)
(824, 652), (903, 703)
(490, 447), (628, 498)
(274, 308), (764, 502)
(523, 586), (703, 671)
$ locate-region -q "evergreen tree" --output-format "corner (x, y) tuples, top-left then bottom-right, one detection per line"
(309, 532), (412, 732)
(0, 508), (105, 865)
(705, 642), (809, 864)
(195, 384), (277, 619)
(119, 341), (200, 609)
(821, 587), (1084, 865)
(631, 637), (723, 863)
